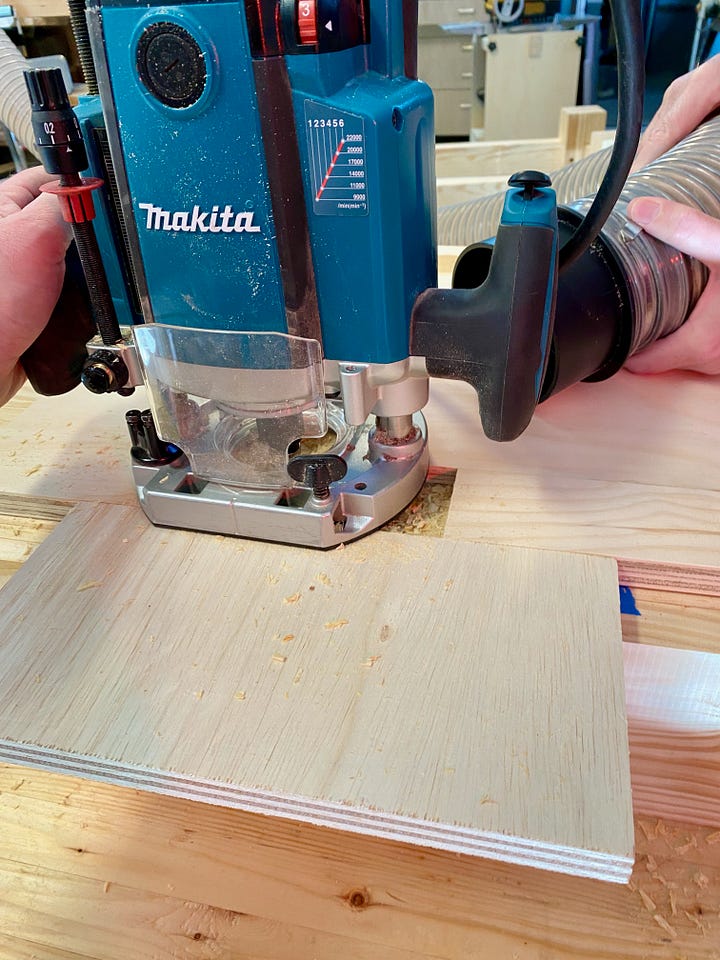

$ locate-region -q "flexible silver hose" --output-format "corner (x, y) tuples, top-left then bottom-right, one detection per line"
(0, 29), (37, 158)
(438, 117), (720, 355)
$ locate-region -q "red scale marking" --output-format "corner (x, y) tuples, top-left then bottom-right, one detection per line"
(316, 138), (346, 200)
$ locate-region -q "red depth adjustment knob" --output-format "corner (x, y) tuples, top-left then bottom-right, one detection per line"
(297, 0), (318, 44)
(40, 177), (104, 225)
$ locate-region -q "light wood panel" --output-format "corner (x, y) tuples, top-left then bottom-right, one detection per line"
(435, 137), (565, 178)
(481, 30), (583, 141)
(0, 765), (718, 960)
(11, 0), (68, 19)
(0, 500), (633, 881)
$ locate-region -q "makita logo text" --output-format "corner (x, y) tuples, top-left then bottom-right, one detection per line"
(138, 203), (261, 234)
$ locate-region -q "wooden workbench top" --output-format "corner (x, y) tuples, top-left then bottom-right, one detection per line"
(1, 371), (719, 958)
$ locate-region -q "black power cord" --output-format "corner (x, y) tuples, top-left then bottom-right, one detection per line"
(559, 0), (645, 272)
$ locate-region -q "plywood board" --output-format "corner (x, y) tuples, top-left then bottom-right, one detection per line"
(1, 384), (145, 506)
(0, 501), (632, 881)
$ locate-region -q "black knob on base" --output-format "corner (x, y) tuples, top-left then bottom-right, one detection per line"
(287, 454), (347, 500)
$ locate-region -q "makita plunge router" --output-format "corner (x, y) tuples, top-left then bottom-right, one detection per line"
(23, 0), (648, 547)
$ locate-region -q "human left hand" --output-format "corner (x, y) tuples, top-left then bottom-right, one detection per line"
(0, 167), (71, 406)
(624, 195), (720, 376)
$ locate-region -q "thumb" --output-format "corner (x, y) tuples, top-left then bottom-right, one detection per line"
(626, 197), (720, 266)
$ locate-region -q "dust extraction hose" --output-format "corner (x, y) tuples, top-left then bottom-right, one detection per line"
(439, 115), (720, 358)
(0, 28), (37, 157)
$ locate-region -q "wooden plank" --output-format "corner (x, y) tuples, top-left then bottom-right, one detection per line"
(444, 467), (720, 568)
(0, 765), (718, 959)
(0, 861), (427, 960)
(624, 644), (720, 828)
(425, 372), (720, 589)
(0, 513), (58, 591)
(622, 588), (720, 653)
(435, 137), (565, 178)
(558, 105), (608, 163)
(436, 174), (508, 207)
(0, 500), (633, 881)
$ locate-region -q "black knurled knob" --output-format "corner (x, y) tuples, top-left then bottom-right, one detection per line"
(24, 67), (88, 176)
(508, 170), (553, 201)
(287, 454), (347, 500)
(81, 350), (129, 394)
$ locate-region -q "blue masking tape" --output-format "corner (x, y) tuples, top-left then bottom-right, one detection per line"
(619, 585), (641, 616)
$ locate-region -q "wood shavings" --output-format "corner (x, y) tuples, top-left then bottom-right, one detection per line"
(24, 465), (41, 477)
(10, 779), (24, 791)
(638, 889), (656, 913)
(706, 830), (720, 845)
(193, 690), (204, 701)
(361, 655), (382, 668)
(271, 654), (287, 664)
(317, 573), (332, 586)
(684, 909), (706, 932)
(76, 580), (103, 592)
(281, 634), (295, 643)
(103, 881), (111, 894)
(637, 819), (657, 841)
(266, 574), (279, 585)
(293, 669), (303, 684)
(325, 618), (349, 630)
(283, 592), (301, 604)
(234, 691), (246, 701)
(693, 872), (710, 889)
(652, 914), (677, 939)
(645, 854), (658, 872)
(674, 835), (697, 856)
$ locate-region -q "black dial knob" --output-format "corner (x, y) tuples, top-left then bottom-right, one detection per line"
(81, 350), (129, 394)
(136, 22), (207, 108)
(287, 454), (347, 500)
(24, 68), (88, 175)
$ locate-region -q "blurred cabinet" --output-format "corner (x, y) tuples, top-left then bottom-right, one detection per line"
(417, 0), (489, 137)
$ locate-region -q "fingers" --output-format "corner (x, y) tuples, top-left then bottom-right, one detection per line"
(631, 55), (720, 171)
(0, 192), (70, 368)
(0, 167), (57, 218)
(627, 196), (720, 266)
(624, 272), (720, 375)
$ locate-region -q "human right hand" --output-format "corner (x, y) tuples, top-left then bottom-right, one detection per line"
(632, 54), (720, 172)
(624, 196), (720, 375)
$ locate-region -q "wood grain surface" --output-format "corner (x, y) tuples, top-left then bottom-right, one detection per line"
(0, 500), (632, 880)
(0, 764), (717, 960)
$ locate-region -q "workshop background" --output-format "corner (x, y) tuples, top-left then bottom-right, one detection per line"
(0, 0), (712, 173)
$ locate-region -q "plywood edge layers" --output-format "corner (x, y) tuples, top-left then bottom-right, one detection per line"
(617, 558), (720, 597)
(0, 742), (633, 883)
